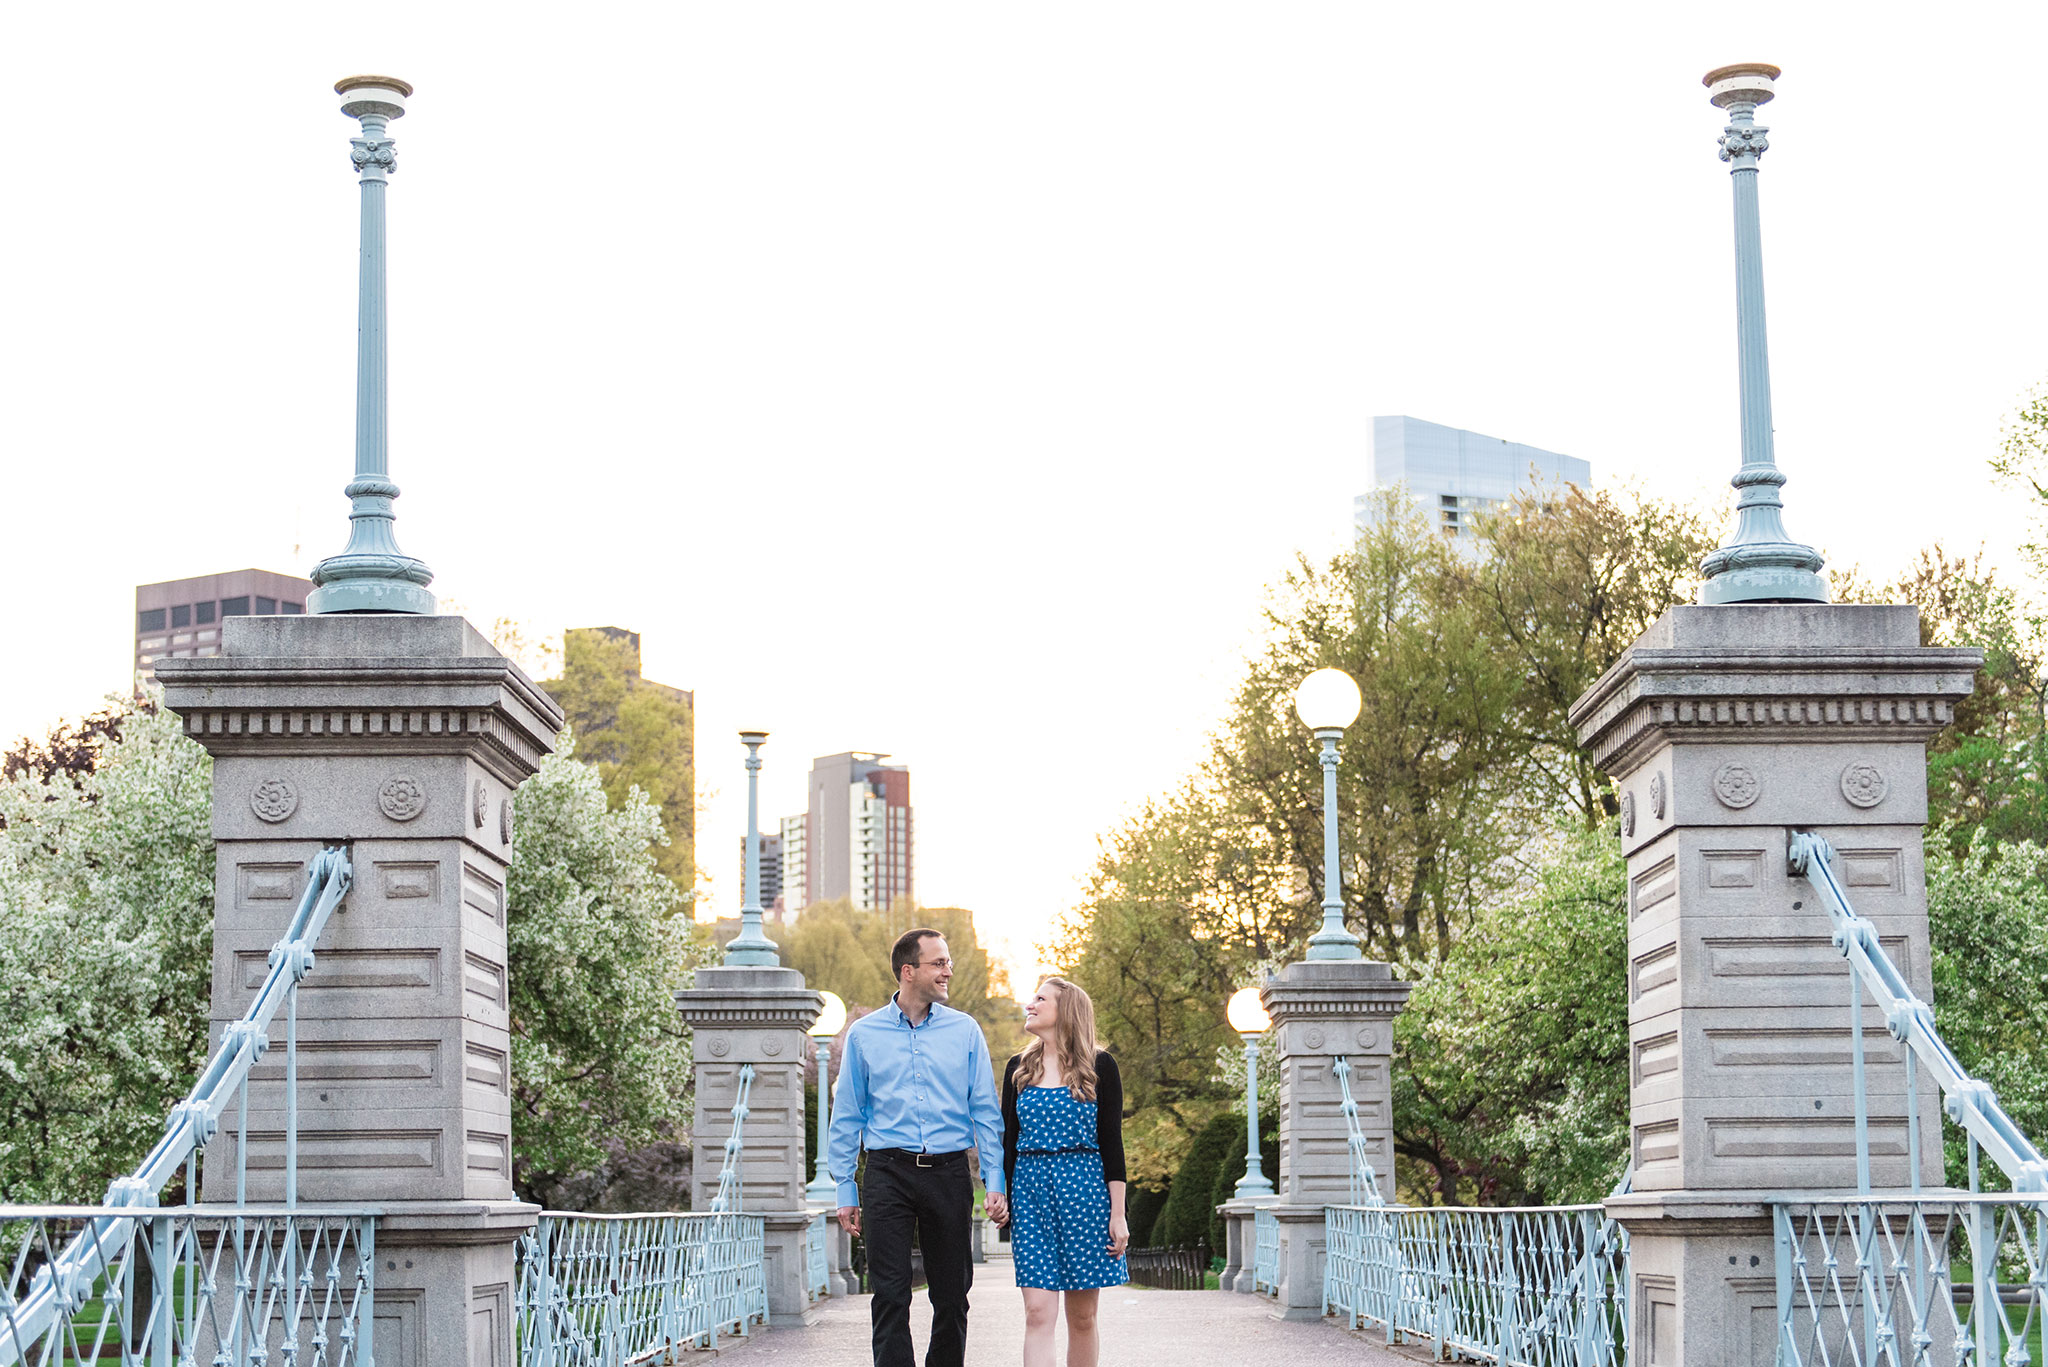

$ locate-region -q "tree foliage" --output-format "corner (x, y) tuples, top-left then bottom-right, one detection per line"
(0, 696), (214, 1202)
(773, 899), (1022, 1060)
(507, 734), (707, 1202)
(1057, 483), (1706, 1202)
(543, 628), (697, 898)
(1393, 822), (1629, 1205)
(1926, 831), (2048, 1191)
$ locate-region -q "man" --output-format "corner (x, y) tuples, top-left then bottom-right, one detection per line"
(831, 927), (1009, 1367)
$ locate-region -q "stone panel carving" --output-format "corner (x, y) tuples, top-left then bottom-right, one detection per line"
(1649, 771), (1667, 819)
(379, 775), (429, 822)
(473, 779), (488, 827)
(1712, 763), (1760, 809)
(1840, 762), (1888, 809)
(499, 797), (513, 845)
(251, 777), (299, 823)
(1621, 791), (1637, 836)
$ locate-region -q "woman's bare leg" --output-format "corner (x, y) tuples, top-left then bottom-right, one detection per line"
(1063, 1288), (1101, 1367)
(1021, 1287), (1060, 1367)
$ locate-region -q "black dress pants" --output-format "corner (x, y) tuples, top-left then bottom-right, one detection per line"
(862, 1150), (974, 1367)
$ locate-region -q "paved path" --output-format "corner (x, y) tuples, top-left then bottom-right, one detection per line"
(715, 1256), (1413, 1365)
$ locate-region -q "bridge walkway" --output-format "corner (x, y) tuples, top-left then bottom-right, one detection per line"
(713, 1252), (1412, 1365)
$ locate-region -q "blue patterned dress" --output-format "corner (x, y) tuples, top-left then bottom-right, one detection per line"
(1011, 1085), (1129, 1291)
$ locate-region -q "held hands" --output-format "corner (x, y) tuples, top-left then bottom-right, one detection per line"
(838, 1205), (861, 1237)
(1106, 1213), (1129, 1258)
(986, 1192), (1009, 1227)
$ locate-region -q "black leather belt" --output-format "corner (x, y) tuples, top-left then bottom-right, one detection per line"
(866, 1147), (969, 1168)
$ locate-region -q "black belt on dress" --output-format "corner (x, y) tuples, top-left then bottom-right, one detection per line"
(1018, 1145), (1100, 1156)
(865, 1147), (969, 1168)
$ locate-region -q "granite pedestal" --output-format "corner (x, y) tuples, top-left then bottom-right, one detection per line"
(1257, 959), (1411, 1319)
(1571, 604), (1979, 1365)
(159, 613), (562, 1367)
(675, 965), (825, 1326)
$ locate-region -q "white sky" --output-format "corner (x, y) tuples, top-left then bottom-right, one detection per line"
(6, 4), (2047, 992)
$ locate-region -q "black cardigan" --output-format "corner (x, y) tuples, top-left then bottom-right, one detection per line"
(1001, 1050), (1126, 1196)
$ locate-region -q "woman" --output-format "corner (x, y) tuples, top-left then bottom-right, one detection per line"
(1000, 976), (1128, 1367)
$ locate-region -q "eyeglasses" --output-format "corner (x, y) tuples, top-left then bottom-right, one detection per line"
(918, 958), (954, 971)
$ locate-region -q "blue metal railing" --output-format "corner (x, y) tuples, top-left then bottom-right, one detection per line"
(516, 1065), (774, 1364)
(1313, 1052), (1631, 1364)
(806, 1210), (830, 1303)
(0, 847), (376, 1364)
(1771, 834), (2048, 1365)
(1253, 1207), (1280, 1295)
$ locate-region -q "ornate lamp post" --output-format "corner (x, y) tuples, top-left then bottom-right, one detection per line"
(1226, 987), (1275, 1198)
(806, 990), (849, 1203)
(1295, 668), (1364, 961)
(725, 731), (781, 966)
(1697, 63), (1826, 605)
(308, 77), (436, 616)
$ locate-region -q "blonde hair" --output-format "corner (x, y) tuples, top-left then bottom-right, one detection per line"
(1015, 976), (1099, 1103)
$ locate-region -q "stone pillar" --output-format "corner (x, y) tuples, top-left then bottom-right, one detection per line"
(158, 613), (561, 1367)
(1257, 959), (1411, 1319)
(1571, 604), (1978, 1366)
(675, 965), (824, 1325)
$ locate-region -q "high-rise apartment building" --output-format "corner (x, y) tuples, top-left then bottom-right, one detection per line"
(1354, 415), (1591, 541)
(741, 831), (785, 918)
(135, 569), (314, 682)
(779, 814), (808, 918)
(780, 752), (912, 915)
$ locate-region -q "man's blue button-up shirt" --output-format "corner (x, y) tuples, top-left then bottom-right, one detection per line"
(827, 995), (1006, 1209)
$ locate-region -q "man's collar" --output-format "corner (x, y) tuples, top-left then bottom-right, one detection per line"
(889, 993), (948, 1028)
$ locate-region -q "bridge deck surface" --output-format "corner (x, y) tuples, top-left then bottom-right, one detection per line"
(718, 1254), (1410, 1365)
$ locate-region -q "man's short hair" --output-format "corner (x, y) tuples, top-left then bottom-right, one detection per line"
(891, 927), (943, 983)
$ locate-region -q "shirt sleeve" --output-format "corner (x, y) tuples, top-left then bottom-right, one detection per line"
(1095, 1051), (1126, 1184)
(967, 1024), (1006, 1195)
(1001, 1054), (1021, 1197)
(828, 1027), (868, 1209)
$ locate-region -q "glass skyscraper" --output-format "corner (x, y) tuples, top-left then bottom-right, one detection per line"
(1354, 415), (1592, 540)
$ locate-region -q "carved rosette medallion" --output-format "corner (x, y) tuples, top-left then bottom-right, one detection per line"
(1620, 791), (1637, 837)
(1302, 1027), (1326, 1050)
(250, 778), (298, 824)
(500, 798), (514, 845)
(473, 780), (488, 828)
(1841, 762), (1889, 809)
(1712, 763), (1761, 810)
(378, 775), (429, 822)
(1356, 1025), (1380, 1050)
(762, 1035), (784, 1057)
(707, 1036), (731, 1058)
(1650, 772), (1667, 820)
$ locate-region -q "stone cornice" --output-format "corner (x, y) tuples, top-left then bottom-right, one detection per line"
(1571, 645), (1980, 779)
(1262, 982), (1413, 1023)
(674, 986), (824, 1031)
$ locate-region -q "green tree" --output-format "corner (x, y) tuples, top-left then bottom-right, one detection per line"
(1150, 1113), (1240, 1253)
(0, 696), (214, 1202)
(543, 628), (696, 897)
(771, 898), (1022, 1057)
(507, 733), (708, 1202)
(1466, 483), (1719, 824)
(1926, 831), (2048, 1191)
(1392, 821), (1629, 1205)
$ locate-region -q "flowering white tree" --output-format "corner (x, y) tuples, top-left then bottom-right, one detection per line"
(0, 697), (213, 1202)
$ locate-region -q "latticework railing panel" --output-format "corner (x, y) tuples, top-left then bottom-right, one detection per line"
(0, 1206), (373, 1367)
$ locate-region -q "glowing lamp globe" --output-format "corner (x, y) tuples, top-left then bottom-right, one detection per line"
(1226, 986), (1271, 1035)
(810, 990), (848, 1038)
(1294, 668), (1363, 732)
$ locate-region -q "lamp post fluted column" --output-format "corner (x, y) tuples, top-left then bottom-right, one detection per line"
(1305, 730), (1362, 960)
(1234, 1035), (1273, 1198)
(726, 731), (780, 966)
(1697, 63), (1826, 606)
(807, 1037), (836, 1201)
(308, 76), (436, 616)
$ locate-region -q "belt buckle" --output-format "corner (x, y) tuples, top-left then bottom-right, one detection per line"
(915, 1152), (933, 1168)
